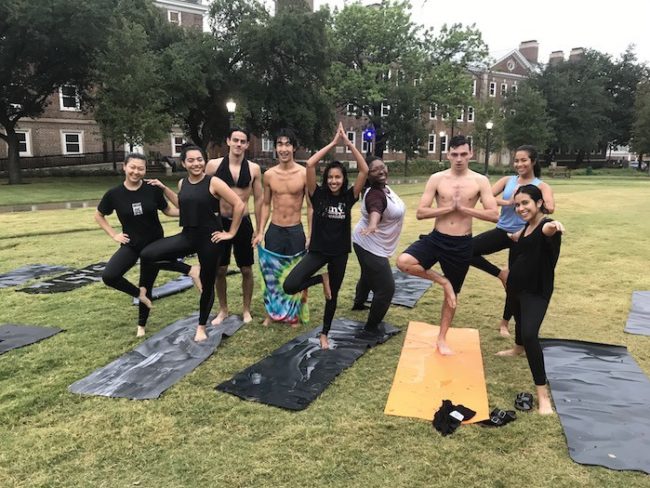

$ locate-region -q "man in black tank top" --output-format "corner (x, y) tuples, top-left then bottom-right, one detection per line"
(205, 128), (263, 325)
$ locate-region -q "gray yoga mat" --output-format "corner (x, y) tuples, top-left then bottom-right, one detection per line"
(0, 264), (71, 288)
(366, 268), (432, 308)
(18, 262), (106, 294)
(0, 324), (63, 355)
(624, 291), (650, 336)
(217, 318), (401, 410)
(132, 269), (240, 305)
(69, 314), (244, 400)
(541, 338), (650, 474)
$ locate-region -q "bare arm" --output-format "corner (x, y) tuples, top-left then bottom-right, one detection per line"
(251, 164), (264, 238)
(459, 176), (499, 223)
(94, 210), (129, 245)
(210, 177), (245, 241)
(252, 172), (272, 246)
(539, 182), (555, 214)
(415, 174), (455, 220)
(146, 178), (179, 207)
(205, 158), (222, 177)
(306, 131), (341, 195)
(162, 205), (179, 217)
(542, 220), (564, 236)
(338, 123), (368, 198)
(360, 211), (382, 235)
(492, 177), (511, 206)
(306, 187), (313, 246)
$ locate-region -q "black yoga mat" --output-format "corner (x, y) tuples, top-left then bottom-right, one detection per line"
(69, 314), (244, 400)
(0, 324), (63, 354)
(216, 318), (401, 411)
(132, 269), (240, 305)
(541, 338), (650, 474)
(624, 291), (650, 336)
(0, 264), (71, 288)
(18, 262), (106, 294)
(366, 268), (432, 308)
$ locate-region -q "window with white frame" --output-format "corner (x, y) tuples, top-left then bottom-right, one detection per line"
(467, 106), (475, 123)
(466, 135), (473, 149)
(427, 133), (436, 153)
(381, 102), (390, 117)
(16, 130), (32, 157)
(472, 79), (477, 96)
(429, 104), (437, 120)
(489, 82), (496, 97)
(346, 131), (356, 153)
(511, 84), (518, 94)
(346, 103), (355, 116)
(61, 131), (83, 155)
(261, 134), (274, 153)
(362, 139), (371, 154)
(59, 85), (80, 111)
(440, 135), (448, 153)
(168, 10), (181, 25)
(171, 134), (185, 156)
(456, 106), (464, 122)
(501, 83), (508, 96)
(441, 105), (449, 120)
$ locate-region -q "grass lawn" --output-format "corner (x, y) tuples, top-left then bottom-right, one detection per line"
(0, 176), (649, 487)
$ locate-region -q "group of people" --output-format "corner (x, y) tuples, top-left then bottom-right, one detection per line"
(95, 127), (563, 414)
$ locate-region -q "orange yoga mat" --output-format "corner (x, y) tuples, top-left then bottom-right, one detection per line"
(384, 321), (489, 423)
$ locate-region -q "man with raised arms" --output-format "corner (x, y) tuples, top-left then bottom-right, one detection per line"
(206, 127), (263, 324)
(252, 128), (312, 326)
(397, 135), (498, 355)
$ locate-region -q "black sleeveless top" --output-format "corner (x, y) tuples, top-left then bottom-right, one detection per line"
(214, 155), (251, 188)
(178, 176), (222, 231)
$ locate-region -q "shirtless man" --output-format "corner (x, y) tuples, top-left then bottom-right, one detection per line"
(252, 128), (312, 326)
(396, 135), (498, 355)
(206, 127), (263, 324)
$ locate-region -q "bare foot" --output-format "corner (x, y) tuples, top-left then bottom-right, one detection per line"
(194, 325), (208, 342)
(243, 311), (253, 323)
(437, 339), (454, 356)
(136, 326), (146, 337)
(499, 320), (511, 337)
(322, 273), (332, 300)
(442, 281), (457, 309)
(138, 287), (152, 309)
(189, 265), (202, 292)
(301, 289), (308, 303)
(537, 385), (555, 415)
(263, 315), (271, 327)
(497, 268), (509, 289)
(211, 310), (228, 326)
(319, 334), (330, 350)
(496, 345), (525, 356)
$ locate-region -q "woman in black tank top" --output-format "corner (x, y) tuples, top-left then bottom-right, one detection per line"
(142, 145), (245, 342)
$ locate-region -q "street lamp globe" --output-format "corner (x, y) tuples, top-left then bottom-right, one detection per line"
(438, 130), (446, 163)
(485, 120), (494, 130)
(226, 100), (237, 114)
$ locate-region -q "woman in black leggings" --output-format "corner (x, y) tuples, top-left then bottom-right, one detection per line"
(142, 145), (245, 342)
(496, 184), (564, 415)
(283, 123), (368, 349)
(95, 153), (201, 337)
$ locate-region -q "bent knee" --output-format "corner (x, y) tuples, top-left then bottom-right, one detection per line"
(396, 253), (412, 272)
(240, 266), (253, 278)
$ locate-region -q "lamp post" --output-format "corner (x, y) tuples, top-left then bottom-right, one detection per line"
(226, 100), (236, 129)
(438, 130), (446, 163)
(484, 120), (493, 175)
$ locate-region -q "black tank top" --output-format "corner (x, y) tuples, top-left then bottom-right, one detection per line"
(178, 176), (223, 230)
(214, 155), (251, 188)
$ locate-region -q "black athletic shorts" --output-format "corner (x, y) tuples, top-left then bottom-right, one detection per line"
(402, 229), (473, 294)
(264, 222), (306, 256)
(219, 216), (254, 267)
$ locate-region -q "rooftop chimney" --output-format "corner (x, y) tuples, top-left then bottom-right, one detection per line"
(569, 47), (585, 62)
(519, 40), (539, 64)
(548, 50), (564, 65)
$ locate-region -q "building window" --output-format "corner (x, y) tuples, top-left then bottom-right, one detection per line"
(346, 103), (355, 116)
(510, 109), (517, 116)
(16, 130), (32, 157)
(427, 133), (436, 153)
(489, 82), (496, 97)
(456, 106), (464, 122)
(171, 134), (185, 157)
(429, 104), (437, 120)
(472, 79), (477, 96)
(59, 85), (80, 111)
(381, 102), (390, 117)
(61, 131), (83, 155)
(441, 105), (449, 120)
(467, 106), (475, 123)
(362, 139), (371, 154)
(168, 10), (181, 25)
(346, 131), (356, 153)
(262, 134), (274, 153)
(441, 135), (448, 153)
(501, 83), (508, 96)
(511, 84), (518, 94)
(466, 135), (473, 149)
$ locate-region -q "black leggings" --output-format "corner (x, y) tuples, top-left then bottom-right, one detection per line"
(471, 227), (514, 321)
(141, 228), (222, 326)
(102, 245), (191, 326)
(353, 243), (394, 329)
(283, 251), (348, 335)
(507, 291), (550, 386)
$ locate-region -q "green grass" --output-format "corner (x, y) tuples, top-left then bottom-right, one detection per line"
(1, 178), (650, 487)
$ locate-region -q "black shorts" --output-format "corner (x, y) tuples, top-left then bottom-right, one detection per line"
(403, 229), (473, 294)
(265, 223), (306, 256)
(219, 216), (254, 268)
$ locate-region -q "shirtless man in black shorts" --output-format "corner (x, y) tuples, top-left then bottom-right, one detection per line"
(397, 135), (498, 355)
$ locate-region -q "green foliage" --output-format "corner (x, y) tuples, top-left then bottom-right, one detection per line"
(632, 80), (650, 157)
(503, 83), (553, 151)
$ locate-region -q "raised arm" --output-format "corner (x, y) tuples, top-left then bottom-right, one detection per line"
(458, 175), (499, 223)
(339, 123), (368, 199)
(210, 177), (245, 242)
(416, 174), (454, 220)
(146, 178), (179, 208)
(492, 176), (512, 206)
(306, 129), (341, 195)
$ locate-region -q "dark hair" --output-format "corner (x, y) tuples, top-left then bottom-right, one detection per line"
(515, 144), (541, 178)
(180, 143), (207, 163)
(227, 127), (250, 141)
(274, 128), (298, 148)
(124, 153), (147, 165)
(449, 135), (471, 150)
(514, 184), (549, 214)
(322, 160), (349, 194)
(366, 156), (383, 169)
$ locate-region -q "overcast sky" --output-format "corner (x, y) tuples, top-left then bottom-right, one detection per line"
(316, 0), (650, 65)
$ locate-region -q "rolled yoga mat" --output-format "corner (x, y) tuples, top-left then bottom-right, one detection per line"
(18, 262), (106, 294)
(541, 338), (650, 474)
(216, 318), (401, 411)
(0, 324), (63, 355)
(69, 314), (244, 400)
(0, 264), (72, 288)
(366, 268), (432, 308)
(384, 321), (489, 423)
(623, 291), (650, 336)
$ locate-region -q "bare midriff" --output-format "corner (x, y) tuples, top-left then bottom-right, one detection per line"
(268, 166), (306, 227)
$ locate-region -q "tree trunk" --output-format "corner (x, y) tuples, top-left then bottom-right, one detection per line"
(6, 127), (22, 185)
(404, 153), (408, 177)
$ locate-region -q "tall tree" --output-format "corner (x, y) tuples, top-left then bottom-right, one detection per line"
(502, 83), (554, 151)
(632, 80), (650, 170)
(0, 0), (116, 184)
